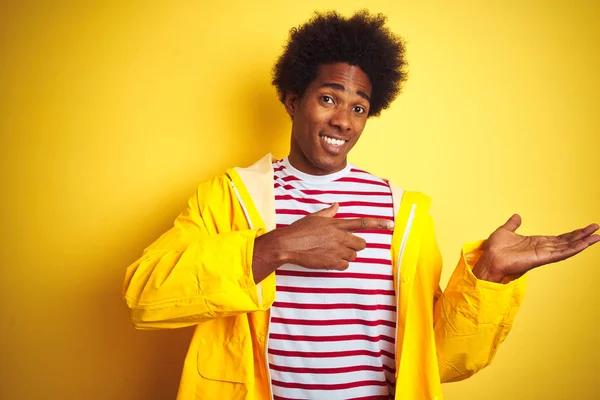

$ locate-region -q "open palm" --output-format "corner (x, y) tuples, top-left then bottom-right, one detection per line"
(479, 214), (599, 281)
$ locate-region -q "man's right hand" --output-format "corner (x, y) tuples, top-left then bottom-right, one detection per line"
(251, 203), (395, 284)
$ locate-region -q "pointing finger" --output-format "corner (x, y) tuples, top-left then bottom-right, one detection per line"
(336, 217), (395, 232)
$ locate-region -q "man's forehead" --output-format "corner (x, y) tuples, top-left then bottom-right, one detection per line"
(320, 82), (371, 102)
(312, 63), (372, 98)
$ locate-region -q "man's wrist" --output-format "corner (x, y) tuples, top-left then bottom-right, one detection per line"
(472, 251), (506, 283)
(252, 231), (290, 283)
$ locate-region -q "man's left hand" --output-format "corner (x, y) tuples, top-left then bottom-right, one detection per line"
(472, 214), (600, 283)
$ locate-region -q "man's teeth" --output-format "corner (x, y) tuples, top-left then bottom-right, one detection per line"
(321, 136), (345, 146)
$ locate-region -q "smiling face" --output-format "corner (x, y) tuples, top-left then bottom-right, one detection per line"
(284, 63), (372, 175)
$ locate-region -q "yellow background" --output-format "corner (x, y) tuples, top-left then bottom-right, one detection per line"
(1, 0), (598, 399)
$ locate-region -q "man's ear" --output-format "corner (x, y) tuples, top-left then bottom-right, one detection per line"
(284, 92), (299, 119)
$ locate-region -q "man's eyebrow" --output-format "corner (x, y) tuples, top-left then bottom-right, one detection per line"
(320, 83), (371, 102)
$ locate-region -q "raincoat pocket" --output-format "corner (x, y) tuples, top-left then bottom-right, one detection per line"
(197, 339), (253, 383)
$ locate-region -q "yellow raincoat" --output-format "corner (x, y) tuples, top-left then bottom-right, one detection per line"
(123, 154), (525, 399)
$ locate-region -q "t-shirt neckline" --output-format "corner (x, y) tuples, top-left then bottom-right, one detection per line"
(282, 157), (352, 184)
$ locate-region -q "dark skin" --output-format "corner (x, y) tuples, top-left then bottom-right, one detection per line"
(252, 202), (394, 283)
(252, 62), (600, 284)
(472, 214), (599, 282)
(286, 63), (372, 175)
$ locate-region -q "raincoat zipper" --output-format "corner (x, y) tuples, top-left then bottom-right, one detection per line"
(229, 180), (274, 400)
(393, 203), (416, 382)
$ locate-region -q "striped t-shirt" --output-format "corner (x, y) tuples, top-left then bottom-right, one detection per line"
(268, 158), (397, 400)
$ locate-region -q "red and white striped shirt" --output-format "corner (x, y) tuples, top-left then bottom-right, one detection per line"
(268, 158), (397, 400)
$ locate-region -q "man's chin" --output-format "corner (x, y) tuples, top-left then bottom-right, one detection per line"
(309, 154), (347, 175)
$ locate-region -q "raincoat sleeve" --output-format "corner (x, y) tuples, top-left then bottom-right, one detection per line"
(427, 215), (526, 382)
(123, 175), (274, 330)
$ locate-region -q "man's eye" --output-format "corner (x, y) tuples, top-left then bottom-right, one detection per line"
(354, 106), (366, 114)
(321, 96), (334, 104)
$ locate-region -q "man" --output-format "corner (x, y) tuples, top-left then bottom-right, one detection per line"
(123, 10), (599, 400)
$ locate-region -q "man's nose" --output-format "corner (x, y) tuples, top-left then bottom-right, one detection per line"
(329, 108), (351, 132)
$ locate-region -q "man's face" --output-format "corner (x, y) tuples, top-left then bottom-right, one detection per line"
(285, 63), (372, 175)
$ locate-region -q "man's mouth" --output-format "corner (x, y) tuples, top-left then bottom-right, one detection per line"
(319, 134), (348, 146)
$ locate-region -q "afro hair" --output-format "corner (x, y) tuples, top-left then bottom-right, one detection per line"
(272, 10), (407, 117)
